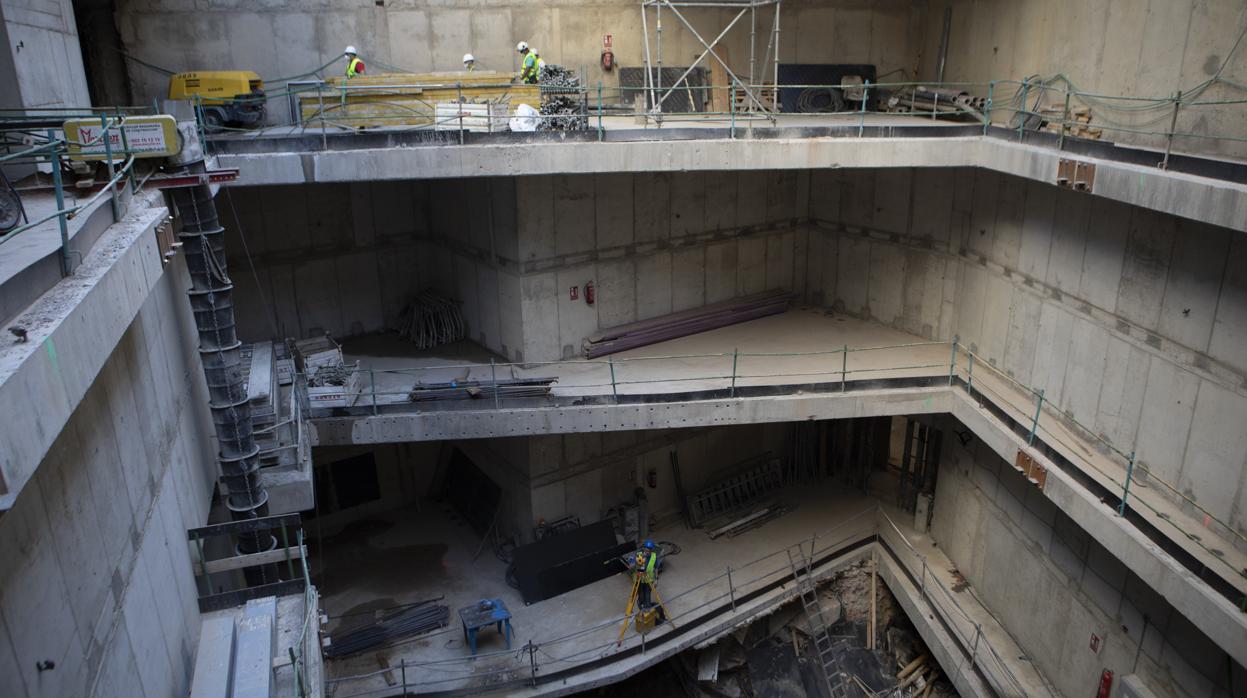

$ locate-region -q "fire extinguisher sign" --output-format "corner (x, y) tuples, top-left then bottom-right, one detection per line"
(603, 35), (613, 49)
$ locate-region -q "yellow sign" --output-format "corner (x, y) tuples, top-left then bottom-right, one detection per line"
(63, 115), (180, 160)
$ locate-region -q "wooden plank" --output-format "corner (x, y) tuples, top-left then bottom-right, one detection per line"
(247, 341), (274, 405)
(194, 544), (307, 576)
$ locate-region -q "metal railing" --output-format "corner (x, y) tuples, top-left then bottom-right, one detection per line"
(324, 505), (1029, 697)
(289, 528), (322, 698)
(1, 112), (151, 275)
(313, 333), (1246, 594)
(204, 72), (1247, 163)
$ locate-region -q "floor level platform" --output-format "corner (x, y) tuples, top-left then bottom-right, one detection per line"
(316, 481), (1049, 697)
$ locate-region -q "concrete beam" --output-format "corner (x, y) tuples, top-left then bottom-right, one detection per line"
(218, 137), (1247, 232)
(0, 193), (168, 512)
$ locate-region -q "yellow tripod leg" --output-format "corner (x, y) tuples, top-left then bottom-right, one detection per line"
(651, 583), (677, 630)
(616, 575), (640, 646)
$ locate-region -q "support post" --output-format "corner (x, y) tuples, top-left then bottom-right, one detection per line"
(368, 368), (378, 415)
(317, 88), (328, 150)
(841, 344), (848, 392)
(1028, 389), (1045, 445)
(730, 87), (736, 138)
(280, 522), (295, 579)
(727, 566), (736, 612)
(966, 352), (975, 395)
(1058, 87), (1071, 151)
(101, 115), (119, 222)
(527, 641), (538, 687)
(730, 348), (738, 397)
(859, 80), (869, 137)
(1162, 91), (1181, 170)
(869, 550), (877, 650)
(118, 108), (136, 193)
(655, 0), (663, 123)
(401, 658), (407, 694)
(48, 130), (71, 277)
(1016, 78), (1030, 142)
(457, 82), (464, 145)
(920, 557), (927, 599)
(609, 356), (619, 403)
(491, 358), (499, 410)
(597, 81), (603, 141)
(983, 82), (994, 136)
(948, 335), (958, 386)
(1118, 451), (1136, 517)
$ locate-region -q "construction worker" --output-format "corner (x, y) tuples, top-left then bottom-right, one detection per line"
(630, 540), (665, 622)
(344, 46), (365, 78)
(517, 41), (543, 84)
(463, 53), (476, 72)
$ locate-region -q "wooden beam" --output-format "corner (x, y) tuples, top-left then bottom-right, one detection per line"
(194, 545), (307, 576)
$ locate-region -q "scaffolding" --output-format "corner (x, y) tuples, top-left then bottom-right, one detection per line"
(639, 0), (782, 120)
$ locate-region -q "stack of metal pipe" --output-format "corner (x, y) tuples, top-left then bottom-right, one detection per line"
(539, 65), (587, 131)
(583, 290), (793, 358)
(394, 292), (466, 349)
(885, 86), (986, 121)
(408, 376), (556, 402)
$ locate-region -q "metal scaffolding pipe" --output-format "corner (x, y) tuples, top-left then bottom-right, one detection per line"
(171, 160), (278, 586)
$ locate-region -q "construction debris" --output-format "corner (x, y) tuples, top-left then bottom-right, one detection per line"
(1038, 105), (1102, 139)
(324, 600), (450, 659)
(584, 290), (793, 358)
(295, 334), (361, 407)
(394, 291), (466, 349)
(538, 65), (587, 131)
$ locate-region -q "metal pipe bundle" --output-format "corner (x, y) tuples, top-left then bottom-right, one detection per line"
(408, 377), (556, 402)
(394, 292), (465, 349)
(583, 290), (793, 358)
(539, 65), (588, 131)
(324, 602), (450, 658)
(885, 86), (986, 121)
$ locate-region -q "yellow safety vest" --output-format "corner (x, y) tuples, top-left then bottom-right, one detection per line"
(636, 551), (656, 584)
(521, 52), (541, 84)
(346, 57), (363, 78)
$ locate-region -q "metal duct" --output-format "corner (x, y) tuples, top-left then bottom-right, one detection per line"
(172, 160), (278, 586)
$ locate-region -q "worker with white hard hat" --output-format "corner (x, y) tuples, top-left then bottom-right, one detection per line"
(463, 53), (476, 72)
(344, 45), (365, 78)
(517, 41), (543, 84)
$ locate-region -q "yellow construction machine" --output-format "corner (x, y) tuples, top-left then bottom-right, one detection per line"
(169, 71), (266, 130)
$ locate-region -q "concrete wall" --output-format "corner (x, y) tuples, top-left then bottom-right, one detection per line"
(809, 167), (1247, 542)
(514, 171), (812, 361)
(1, 0), (91, 109)
(527, 423), (791, 538)
(919, 0), (1247, 159)
(0, 258), (218, 698)
(115, 0), (921, 123)
(929, 414), (1246, 698)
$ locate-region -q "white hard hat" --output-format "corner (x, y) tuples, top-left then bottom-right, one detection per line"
(463, 53), (475, 63)
(344, 45), (357, 55)
(516, 41), (529, 52)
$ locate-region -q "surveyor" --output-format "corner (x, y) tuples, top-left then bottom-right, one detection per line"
(630, 540), (665, 622)
(344, 46), (365, 78)
(463, 53), (476, 72)
(516, 41), (543, 84)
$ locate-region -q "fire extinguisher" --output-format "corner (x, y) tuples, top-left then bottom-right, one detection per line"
(583, 280), (595, 305)
(1096, 669), (1113, 698)
(646, 468), (657, 488)
(601, 50), (614, 71)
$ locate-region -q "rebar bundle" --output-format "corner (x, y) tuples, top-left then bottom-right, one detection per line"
(583, 290), (793, 358)
(539, 65), (587, 131)
(325, 602), (450, 659)
(394, 292), (466, 349)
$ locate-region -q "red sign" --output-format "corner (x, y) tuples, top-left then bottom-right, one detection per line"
(1089, 633), (1101, 653)
(569, 286), (579, 301)
(603, 34), (613, 49)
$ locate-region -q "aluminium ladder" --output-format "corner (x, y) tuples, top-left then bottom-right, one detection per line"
(788, 543), (850, 698)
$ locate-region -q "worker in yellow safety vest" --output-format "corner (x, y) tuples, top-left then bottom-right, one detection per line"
(630, 540), (665, 622)
(463, 53), (477, 72)
(517, 41), (543, 84)
(344, 46), (365, 78)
